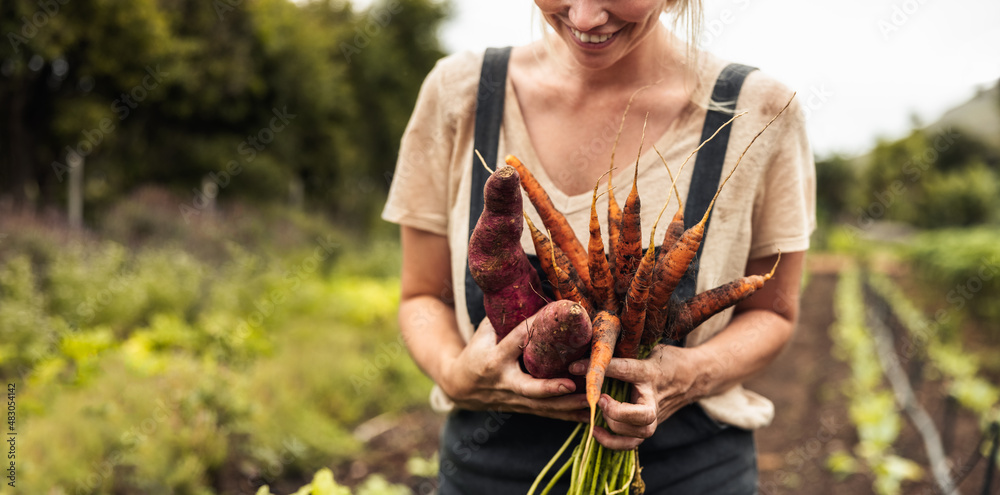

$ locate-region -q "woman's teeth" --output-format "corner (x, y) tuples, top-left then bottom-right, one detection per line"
(571, 28), (613, 44)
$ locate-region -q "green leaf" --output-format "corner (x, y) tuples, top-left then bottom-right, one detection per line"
(826, 450), (860, 478)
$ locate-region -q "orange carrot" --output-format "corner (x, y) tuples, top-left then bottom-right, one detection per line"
(644, 96), (793, 345)
(585, 311), (621, 437)
(549, 236), (596, 317)
(641, 297), (682, 348)
(655, 210), (685, 263)
(613, 114), (648, 299)
(524, 214), (583, 300)
(669, 253), (780, 341)
(659, 98), (790, 293)
(588, 173), (618, 314)
(505, 155), (591, 289)
(617, 229), (658, 359)
(647, 111), (744, 270)
(645, 217), (706, 330)
(643, 147), (687, 341)
(605, 84), (648, 277)
(642, 114), (746, 343)
(616, 177), (678, 358)
(607, 191), (623, 278)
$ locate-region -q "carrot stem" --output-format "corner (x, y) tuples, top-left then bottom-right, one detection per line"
(540, 456), (575, 495)
(529, 423), (582, 495)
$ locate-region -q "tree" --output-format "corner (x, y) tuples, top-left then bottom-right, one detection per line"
(814, 154), (856, 226)
(1, 0), (172, 206)
(0, 0), (449, 225)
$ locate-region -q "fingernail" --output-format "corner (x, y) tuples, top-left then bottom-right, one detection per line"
(558, 384), (570, 394)
(598, 397), (608, 408)
(570, 363), (584, 374)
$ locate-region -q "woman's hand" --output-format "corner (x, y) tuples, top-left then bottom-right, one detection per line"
(569, 344), (704, 450)
(439, 314), (590, 423)
(564, 252), (804, 449)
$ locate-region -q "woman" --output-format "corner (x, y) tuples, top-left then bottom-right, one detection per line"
(382, 0), (815, 493)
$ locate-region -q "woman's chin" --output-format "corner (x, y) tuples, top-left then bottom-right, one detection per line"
(565, 48), (628, 72)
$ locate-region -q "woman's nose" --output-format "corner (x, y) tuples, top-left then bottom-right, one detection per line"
(567, 0), (609, 32)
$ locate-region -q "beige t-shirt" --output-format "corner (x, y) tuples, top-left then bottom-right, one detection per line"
(382, 49), (816, 430)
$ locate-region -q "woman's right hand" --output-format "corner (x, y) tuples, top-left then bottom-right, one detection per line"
(399, 226), (586, 422)
(439, 314), (589, 423)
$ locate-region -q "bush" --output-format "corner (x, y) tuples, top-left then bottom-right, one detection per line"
(912, 162), (999, 227)
(853, 129), (1000, 229)
(902, 228), (1000, 325)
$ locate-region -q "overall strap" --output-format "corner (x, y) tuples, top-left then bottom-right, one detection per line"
(465, 46), (513, 329)
(674, 63), (757, 303)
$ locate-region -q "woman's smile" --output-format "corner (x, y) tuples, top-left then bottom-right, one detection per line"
(536, 0), (671, 71)
(568, 26), (620, 47)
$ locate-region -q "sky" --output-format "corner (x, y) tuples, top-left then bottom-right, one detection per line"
(430, 0), (1000, 157)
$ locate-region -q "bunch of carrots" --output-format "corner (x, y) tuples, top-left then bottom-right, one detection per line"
(467, 94), (794, 495)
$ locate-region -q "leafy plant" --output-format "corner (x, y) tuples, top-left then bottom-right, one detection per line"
(826, 267), (923, 495)
(254, 468), (410, 495)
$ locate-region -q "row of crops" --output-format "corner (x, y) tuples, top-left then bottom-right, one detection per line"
(824, 231), (1000, 495)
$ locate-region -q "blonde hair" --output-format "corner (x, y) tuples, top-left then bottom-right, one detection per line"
(664, 0), (704, 72)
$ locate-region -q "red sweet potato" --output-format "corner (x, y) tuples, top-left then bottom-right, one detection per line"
(468, 165), (548, 341)
(523, 300), (593, 378)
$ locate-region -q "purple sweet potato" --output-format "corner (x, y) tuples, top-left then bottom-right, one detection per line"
(468, 165), (548, 342)
(523, 300), (593, 378)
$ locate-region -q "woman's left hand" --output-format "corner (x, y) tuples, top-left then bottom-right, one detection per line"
(570, 344), (705, 450)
